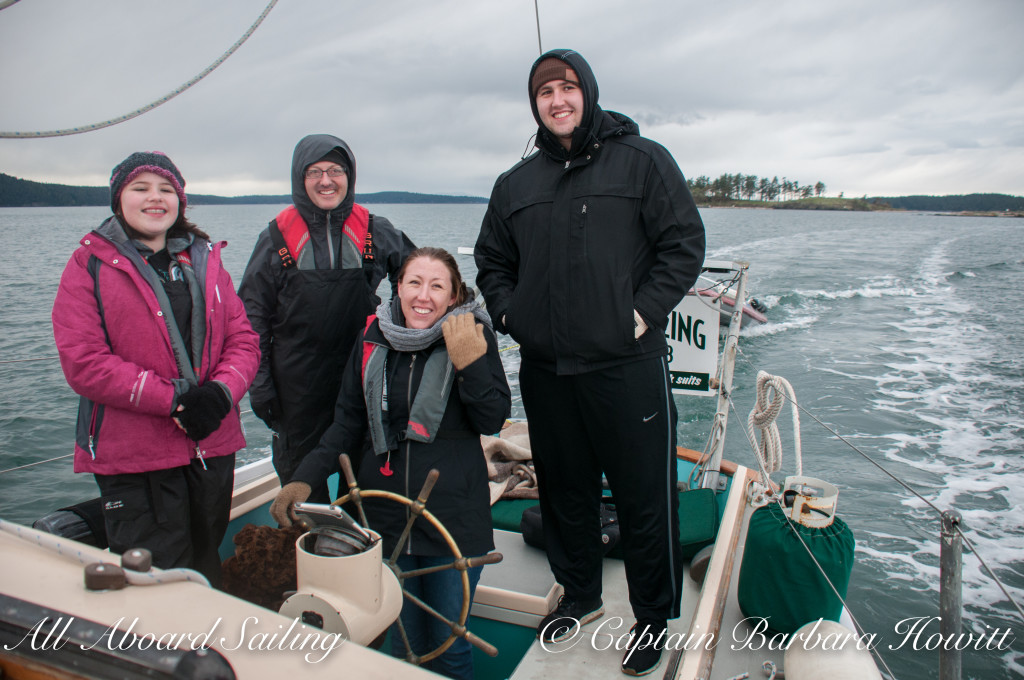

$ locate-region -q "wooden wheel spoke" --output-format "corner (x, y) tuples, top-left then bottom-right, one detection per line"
(392, 616), (417, 664)
(335, 454), (369, 527)
(326, 466), (502, 664)
(400, 561), (461, 580)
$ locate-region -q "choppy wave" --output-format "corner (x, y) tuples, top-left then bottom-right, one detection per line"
(742, 314), (818, 337)
(792, 279), (923, 301)
(860, 237), (1024, 619)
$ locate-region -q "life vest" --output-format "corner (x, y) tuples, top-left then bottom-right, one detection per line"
(271, 204), (370, 270)
(360, 317), (455, 455)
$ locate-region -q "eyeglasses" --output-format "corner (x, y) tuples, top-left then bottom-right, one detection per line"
(304, 166), (346, 180)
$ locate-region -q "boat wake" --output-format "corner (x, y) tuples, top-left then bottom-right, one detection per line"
(857, 239), (1024, 623)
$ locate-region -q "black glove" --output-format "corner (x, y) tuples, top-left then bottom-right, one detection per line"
(175, 383), (232, 442)
(250, 395), (279, 429)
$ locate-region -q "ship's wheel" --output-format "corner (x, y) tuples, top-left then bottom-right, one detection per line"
(331, 453), (503, 666)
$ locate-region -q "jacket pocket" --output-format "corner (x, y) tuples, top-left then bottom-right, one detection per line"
(504, 294), (520, 341)
(75, 397), (105, 460)
(99, 486), (151, 524)
(98, 485), (155, 553)
(570, 269), (636, 361)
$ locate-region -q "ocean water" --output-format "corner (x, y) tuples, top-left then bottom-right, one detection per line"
(0, 204), (1021, 678)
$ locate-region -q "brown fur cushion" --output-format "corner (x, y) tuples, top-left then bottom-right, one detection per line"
(221, 523), (304, 610)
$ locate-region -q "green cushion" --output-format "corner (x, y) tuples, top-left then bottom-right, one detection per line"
(490, 499), (538, 533)
(492, 488), (720, 561)
(678, 487), (720, 559)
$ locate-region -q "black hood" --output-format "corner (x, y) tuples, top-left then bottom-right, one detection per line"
(528, 49), (630, 160)
(528, 49), (636, 160)
(291, 134), (356, 226)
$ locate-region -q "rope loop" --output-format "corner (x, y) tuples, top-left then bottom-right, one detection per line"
(0, 0), (279, 138)
(746, 370), (802, 476)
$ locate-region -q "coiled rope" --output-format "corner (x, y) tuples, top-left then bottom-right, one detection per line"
(745, 370), (802, 476)
(0, 0), (279, 138)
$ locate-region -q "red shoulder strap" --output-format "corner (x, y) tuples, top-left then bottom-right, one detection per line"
(344, 204), (370, 245)
(360, 314), (379, 381)
(274, 206), (310, 265)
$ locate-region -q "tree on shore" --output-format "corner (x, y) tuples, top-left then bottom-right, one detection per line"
(687, 172), (827, 204)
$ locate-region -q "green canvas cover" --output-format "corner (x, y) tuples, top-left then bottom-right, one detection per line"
(737, 502), (855, 634)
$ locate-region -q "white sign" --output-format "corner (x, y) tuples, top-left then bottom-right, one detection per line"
(665, 293), (720, 395)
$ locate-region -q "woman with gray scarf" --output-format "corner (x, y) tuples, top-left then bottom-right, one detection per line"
(272, 247), (510, 680)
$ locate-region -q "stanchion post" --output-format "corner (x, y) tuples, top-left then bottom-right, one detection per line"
(939, 509), (962, 680)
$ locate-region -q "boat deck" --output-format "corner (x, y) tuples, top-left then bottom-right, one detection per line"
(469, 462), (785, 680)
(501, 551), (702, 679)
(704, 500), (782, 680)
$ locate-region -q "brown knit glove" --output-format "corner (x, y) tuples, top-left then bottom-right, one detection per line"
(269, 482), (311, 527)
(442, 313), (488, 370)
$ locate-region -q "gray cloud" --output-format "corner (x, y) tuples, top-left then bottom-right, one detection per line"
(1, 0), (1022, 199)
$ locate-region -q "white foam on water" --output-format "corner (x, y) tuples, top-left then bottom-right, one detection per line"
(741, 314), (818, 338)
(709, 233), (813, 261)
(858, 540), (939, 584)
(792, 278), (922, 301)
(754, 293), (781, 308)
(861, 237), (1024, 612)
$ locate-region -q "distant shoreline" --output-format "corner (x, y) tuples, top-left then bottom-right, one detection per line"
(0, 173), (487, 208)
(695, 197), (1024, 217)
(1, 173), (1021, 214)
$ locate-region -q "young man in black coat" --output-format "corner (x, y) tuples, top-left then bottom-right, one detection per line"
(475, 49), (706, 676)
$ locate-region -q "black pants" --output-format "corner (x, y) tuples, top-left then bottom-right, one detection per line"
(94, 454), (234, 588)
(271, 431), (332, 505)
(520, 356), (683, 621)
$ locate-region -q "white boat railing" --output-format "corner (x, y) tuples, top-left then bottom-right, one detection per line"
(698, 259), (750, 493)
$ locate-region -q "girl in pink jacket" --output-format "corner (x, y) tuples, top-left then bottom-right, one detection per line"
(52, 151), (260, 586)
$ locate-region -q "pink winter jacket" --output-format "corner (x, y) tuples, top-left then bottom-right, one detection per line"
(52, 224), (260, 475)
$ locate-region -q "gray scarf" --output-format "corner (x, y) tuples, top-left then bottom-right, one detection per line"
(376, 291), (492, 352)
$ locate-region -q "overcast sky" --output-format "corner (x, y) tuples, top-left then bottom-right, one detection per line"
(2, 0), (1022, 199)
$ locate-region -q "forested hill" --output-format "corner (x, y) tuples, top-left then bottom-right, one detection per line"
(868, 193), (1024, 212)
(0, 173), (487, 207)
(2, 172), (1020, 211)
(0, 173), (108, 207)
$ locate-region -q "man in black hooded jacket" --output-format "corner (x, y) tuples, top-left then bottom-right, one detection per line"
(475, 50), (705, 676)
(240, 134), (415, 503)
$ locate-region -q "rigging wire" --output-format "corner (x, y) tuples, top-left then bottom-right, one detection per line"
(734, 345), (942, 516)
(722, 390), (898, 679)
(533, 0), (543, 55)
(731, 343), (1024, 625)
(720, 391), (897, 675)
(0, 454), (73, 475)
(0, 355), (59, 365)
(0, 0), (279, 139)
(955, 525), (1024, 623)
(0, 407), (257, 476)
